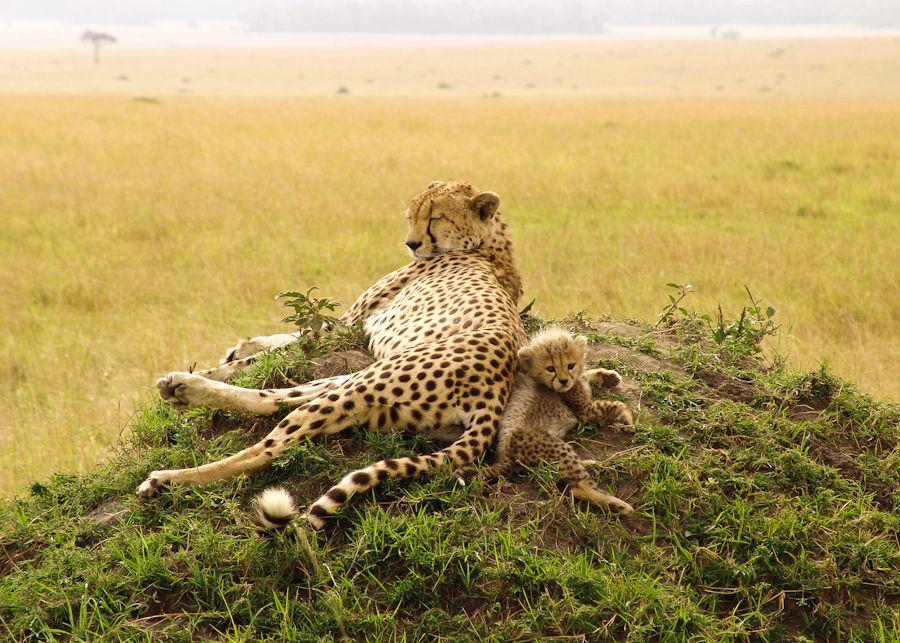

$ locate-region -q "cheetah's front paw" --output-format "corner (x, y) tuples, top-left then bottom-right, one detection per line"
(615, 405), (634, 429)
(600, 370), (622, 388)
(221, 338), (264, 365)
(587, 368), (623, 388)
(220, 334), (297, 365)
(156, 372), (208, 410)
(136, 471), (171, 499)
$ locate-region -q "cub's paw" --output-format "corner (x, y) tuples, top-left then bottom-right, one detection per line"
(601, 401), (634, 430)
(156, 372), (207, 410)
(600, 370), (622, 388)
(136, 472), (169, 499)
(587, 368), (622, 388)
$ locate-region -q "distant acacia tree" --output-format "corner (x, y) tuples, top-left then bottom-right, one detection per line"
(80, 30), (117, 64)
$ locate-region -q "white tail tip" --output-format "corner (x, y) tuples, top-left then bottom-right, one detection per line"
(253, 486), (298, 530)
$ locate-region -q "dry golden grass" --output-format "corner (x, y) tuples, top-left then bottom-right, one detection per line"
(0, 39), (898, 495)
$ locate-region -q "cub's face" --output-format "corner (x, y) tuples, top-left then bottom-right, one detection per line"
(518, 330), (588, 393)
(404, 180), (500, 259)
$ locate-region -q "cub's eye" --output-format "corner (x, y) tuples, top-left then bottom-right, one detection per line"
(567, 363), (576, 370)
(430, 215), (443, 221)
(545, 365), (555, 373)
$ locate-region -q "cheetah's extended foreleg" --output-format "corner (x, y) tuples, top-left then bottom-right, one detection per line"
(456, 456), (516, 484)
(189, 332), (302, 382)
(156, 371), (351, 414)
(535, 434), (633, 515)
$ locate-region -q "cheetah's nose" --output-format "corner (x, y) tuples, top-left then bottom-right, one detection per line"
(558, 378), (570, 387)
(406, 240), (422, 251)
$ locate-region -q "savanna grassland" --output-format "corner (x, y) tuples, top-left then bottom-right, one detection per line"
(1, 38), (899, 496)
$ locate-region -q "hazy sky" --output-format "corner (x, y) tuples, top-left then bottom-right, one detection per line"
(2, 0), (898, 28)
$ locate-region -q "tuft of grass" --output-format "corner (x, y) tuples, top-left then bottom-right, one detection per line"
(1, 316), (896, 639)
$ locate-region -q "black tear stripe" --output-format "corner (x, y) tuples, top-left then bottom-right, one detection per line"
(425, 217), (438, 248)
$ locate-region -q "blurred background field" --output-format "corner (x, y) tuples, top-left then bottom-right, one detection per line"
(3, 36), (900, 99)
(1, 35), (898, 495)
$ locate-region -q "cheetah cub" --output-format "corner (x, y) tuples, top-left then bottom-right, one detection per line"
(458, 327), (634, 515)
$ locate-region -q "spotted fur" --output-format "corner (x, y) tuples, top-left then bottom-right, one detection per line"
(139, 181), (527, 531)
(459, 328), (634, 515)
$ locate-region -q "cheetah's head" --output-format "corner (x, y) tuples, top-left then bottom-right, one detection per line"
(404, 180), (500, 259)
(517, 327), (587, 393)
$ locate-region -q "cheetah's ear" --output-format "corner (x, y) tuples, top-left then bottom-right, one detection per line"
(573, 335), (588, 352)
(471, 191), (500, 221)
(517, 346), (534, 371)
(427, 180), (443, 189)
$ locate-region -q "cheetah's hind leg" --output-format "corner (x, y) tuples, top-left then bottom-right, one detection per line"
(456, 457), (516, 486)
(569, 480), (633, 515)
(139, 371), (375, 497)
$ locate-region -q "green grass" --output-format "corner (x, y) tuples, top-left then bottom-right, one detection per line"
(1, 316), (896, 640)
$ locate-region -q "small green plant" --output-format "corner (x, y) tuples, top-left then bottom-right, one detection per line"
(656, 283), (779, 355)
(705, 287), (779, 355)
(276, 287), (345, 335)
(655, 282), (694, 327)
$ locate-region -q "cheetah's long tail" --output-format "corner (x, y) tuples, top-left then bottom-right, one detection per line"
(304, 425), (490, 529)
(252, 486), (298, 530)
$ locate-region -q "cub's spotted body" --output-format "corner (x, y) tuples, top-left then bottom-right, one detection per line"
(139, 181), (526, 529)
(459, 327), (635, 515)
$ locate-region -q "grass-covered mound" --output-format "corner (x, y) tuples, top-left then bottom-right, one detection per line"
(1, 314), (897, 640)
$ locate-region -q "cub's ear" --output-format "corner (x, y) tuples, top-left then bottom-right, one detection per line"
(573, 335), (588, 352)
(471, 191), (500, 221)
(427, 180), (443, 189)
(517, 346), (534, 371)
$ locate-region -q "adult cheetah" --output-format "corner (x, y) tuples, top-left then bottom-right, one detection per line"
(138, 180), (526, 530)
